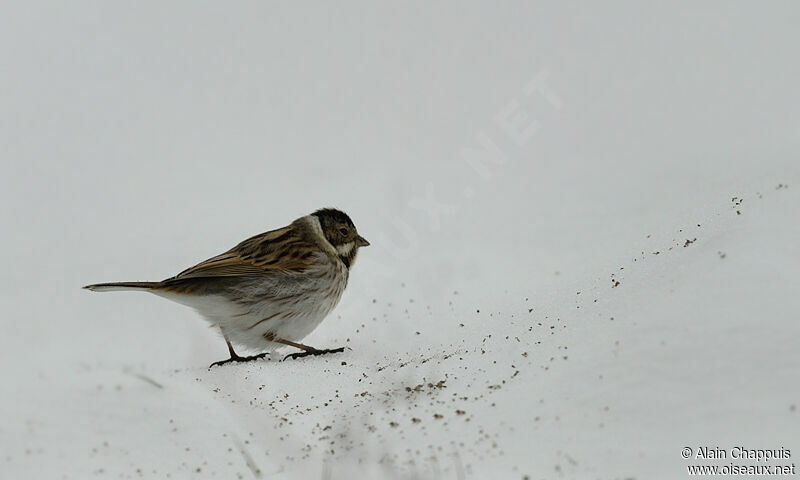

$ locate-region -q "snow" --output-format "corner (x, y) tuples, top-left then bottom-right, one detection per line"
(2, 2), (799, 479)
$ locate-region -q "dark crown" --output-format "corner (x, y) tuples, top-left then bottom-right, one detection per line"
(311, 208), (355, 227)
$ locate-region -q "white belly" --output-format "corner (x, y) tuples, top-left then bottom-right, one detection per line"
(155, 258), (349, 352)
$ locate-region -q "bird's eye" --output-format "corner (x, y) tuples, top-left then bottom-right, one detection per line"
(339, 227), (349, 236)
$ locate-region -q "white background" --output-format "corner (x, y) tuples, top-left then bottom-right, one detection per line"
(2, 2), (799, 478)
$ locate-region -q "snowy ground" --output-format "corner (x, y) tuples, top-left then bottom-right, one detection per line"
(2, 2), (799, 479)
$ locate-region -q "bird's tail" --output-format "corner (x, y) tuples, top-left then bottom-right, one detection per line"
(83, 281), (161, 292)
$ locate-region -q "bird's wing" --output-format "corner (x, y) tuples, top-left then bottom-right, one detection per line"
(167, 225), (320, 280)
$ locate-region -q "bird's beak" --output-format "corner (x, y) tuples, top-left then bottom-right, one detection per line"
(356, 235), (370, 247)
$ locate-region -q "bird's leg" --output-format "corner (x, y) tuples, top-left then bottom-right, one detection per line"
(208, 335), (268, 368)
(276, 338), (345, 361)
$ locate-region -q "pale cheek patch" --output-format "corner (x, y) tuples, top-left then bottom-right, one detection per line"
(336, 242), (354, 256)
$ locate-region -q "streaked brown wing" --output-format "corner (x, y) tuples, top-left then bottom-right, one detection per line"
(168, 225), (318, 280)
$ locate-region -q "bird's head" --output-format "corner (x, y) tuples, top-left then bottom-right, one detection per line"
(312, 208), (369, 267)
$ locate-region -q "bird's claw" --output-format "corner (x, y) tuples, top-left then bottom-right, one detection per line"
(283, 347), (346, 361)
(208, 353), (268, 368)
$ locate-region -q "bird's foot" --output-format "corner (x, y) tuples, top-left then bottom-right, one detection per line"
(283, 347), (345, 361)
(208, 352), (268, 368)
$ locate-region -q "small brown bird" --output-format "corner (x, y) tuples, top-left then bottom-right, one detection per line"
(85, 208), (369, 367)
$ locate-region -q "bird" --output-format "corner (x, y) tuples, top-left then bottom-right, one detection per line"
(84, 208), (370, 367)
